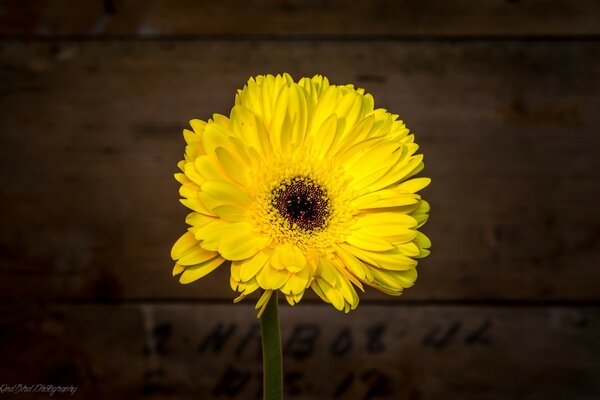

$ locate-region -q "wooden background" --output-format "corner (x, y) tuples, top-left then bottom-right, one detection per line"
(1, 1), (599, 399)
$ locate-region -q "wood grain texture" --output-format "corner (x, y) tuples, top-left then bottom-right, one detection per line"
(0, 41), (599, 301)
(1, 0), (600, 38)
(0, 304), (598, 399)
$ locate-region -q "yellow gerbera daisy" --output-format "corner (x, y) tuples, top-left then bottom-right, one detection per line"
(171, 74), (431, 315)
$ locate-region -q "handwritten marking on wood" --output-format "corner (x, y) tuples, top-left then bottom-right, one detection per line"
(62, 304), (600, 399)
(0, 304), (598, 398)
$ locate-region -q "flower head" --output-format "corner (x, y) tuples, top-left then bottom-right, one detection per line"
(172, 74), (431, 315)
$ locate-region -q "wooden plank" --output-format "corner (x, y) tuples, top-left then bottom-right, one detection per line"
(1, 0), (600, 38)
(0, 41), (599, 301)
(1, 304), (598, 399)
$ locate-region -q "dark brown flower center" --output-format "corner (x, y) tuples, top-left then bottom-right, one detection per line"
(271, 176), (330, 231)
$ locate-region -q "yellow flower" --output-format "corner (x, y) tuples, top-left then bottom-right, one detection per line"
(172, 74), (431, 315)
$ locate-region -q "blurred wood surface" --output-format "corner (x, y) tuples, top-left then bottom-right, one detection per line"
(0, 41), (598, 301)
(1, 304), (599, 400)
(1, 0), (600, 38)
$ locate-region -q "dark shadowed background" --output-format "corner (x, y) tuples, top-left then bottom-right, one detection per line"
(1, 1), (599, 399)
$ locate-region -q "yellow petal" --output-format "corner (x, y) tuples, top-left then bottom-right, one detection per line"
(233, 292), (247, 303)
(336, 274), (359, 305)
(240, 280), (260, 295)
(396, 177), (431, 193)
(230, 261), (241, 282)
(201, 120), (234, 155)
(180, 198), (215, 215)
(333, 244), (372, 281)
(270, 85), (290, 154)
(396, 242), (421, 257)
(411, 200), (430, 228)
(311, 280), (329, 303)
(237, 251), (270, 282)
(232, 273), (260, 296)
(184, 162), (205, 186)
(256, 264), (290, 290)
(342, 244), (417, 271)
(215, 147), (251, 186)
(231, 105), (270, 156)
(178, 246), (219, 266)
(212, 204), (251, 221)
(361, 93), (375, 117)
(183, 128), (198, 145)
(286, 84), (308, 149)
(368, 154), (424, 192)
(316, 279), (344, 311)
(270, 244), (307, 273)
(179, 183), (200, 199)
(200, 180), (251, 209)
(218, 226), (270, 261)
(189, 119), (207, 135)
(280, 267), (311, 295)
(345, 230), (394, 251)
(179, 256), (225, 284)
(414, 232), (432, 259)
(416, 248), (431, 258)
(231, 259), (261, 297)
(336, 115), (375, 155)
(351, 190), (419, 210)
(171, 231), (198, 260)
(356, 225), (418, 245)
(331, 255), (366, 291)
(370, 268), (418, 290)
(185, 212), (217, 227)
(311, 114), (338, 159)
(172, 263), (185, 276)
(415, 231), (432, 249)
(285, 291), (305, 306)
(255, 290), (273, 318)
(355, 212), (417, 229)
(174, 172), (190, 185)
(345, 142), (400, 186)
(333, 92), (363, 139)
(195, 155), (226, 182)
(314, 257), (340, 286)
(197, 221), (245, 251)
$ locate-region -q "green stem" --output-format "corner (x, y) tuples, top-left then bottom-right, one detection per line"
(260, 291), (283, 400)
